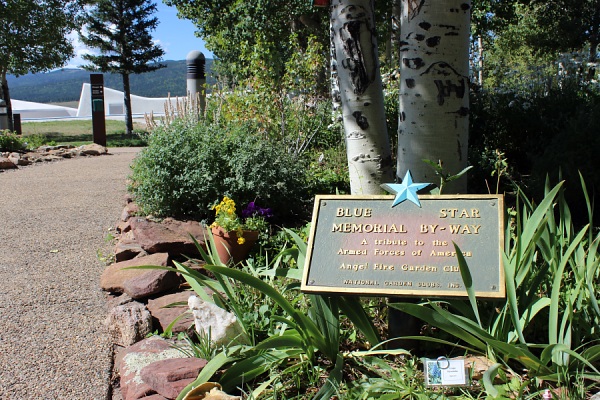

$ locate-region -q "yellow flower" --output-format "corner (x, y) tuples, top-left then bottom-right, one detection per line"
(237, 237), (246, 245)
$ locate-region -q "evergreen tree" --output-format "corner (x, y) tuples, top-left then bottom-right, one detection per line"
(79, 0), (165, 134)
(0, 0), (81, 129)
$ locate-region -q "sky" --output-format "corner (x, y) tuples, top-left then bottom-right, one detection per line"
(66, 1), (214, 68)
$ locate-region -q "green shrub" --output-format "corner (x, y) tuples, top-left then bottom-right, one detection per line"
(21, 133), (54, 150)
(529, 104), (600, 224)
(305, 147), (350, 196)
(129, 120), (310, 223)
(469, 81), (600, 211)
(0, 130), (25, 152)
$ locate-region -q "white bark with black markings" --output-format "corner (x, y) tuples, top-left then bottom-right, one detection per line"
(331, 0), (394, 194)
(397, 0), (470, 193)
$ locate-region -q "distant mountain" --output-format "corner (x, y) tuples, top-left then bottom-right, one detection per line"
(6, 59), (215, 104)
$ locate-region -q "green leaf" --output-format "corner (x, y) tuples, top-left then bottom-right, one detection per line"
(172, 261), (214, 302)
(549, 225), (589, 345)
(309, 295), (340, 361)
(338, 296), (381, 346)
(176, 351), (237, 400)
(453, 242), (481, 328)
(219, 348), (304, 392)
(254, 330), (304, 350)
(389, 302), (487, 351)
(482, 363), (502, 397)
(445, 165), (473, 182)
(283, 227), (307, 267)
(314, 353), (344, 400)
(202, 265), (329, 356)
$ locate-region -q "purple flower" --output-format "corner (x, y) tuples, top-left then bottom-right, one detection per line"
(242, 201), (273, 219)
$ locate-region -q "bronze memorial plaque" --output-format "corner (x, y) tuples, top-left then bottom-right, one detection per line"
(301, 195), (505, 298)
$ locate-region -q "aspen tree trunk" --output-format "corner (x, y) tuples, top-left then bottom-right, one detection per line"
(478, 35), (484, 86)
(389, 0), (471, 352)
(397, 0), (471, 193)
(330, 17), (342, 117)
(331, 0), (394, 194)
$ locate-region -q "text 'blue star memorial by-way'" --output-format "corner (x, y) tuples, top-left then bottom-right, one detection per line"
(381, 170), (431, 207)
(301, 169), (505, 299)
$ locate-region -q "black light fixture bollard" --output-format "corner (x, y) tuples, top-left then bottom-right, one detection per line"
(186, 50), (206, 113)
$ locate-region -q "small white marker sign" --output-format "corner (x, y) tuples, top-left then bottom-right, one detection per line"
(424, 357), (468, 386)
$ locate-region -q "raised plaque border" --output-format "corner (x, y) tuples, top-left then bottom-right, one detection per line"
(301, 194), (505, 298)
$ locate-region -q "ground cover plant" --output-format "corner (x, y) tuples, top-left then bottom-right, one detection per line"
(0, 129), (25, 151)
(129, 118), (311, 223)
(129, 74), (350, 225)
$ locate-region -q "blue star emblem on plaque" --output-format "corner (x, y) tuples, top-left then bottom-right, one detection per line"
(381, 170), (431, 208)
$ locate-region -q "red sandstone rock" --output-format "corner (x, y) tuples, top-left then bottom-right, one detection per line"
(123, 269), (181, 300)
(101, 252), (169, 293)
(146, 292), (195, 334)
(0, 157), (17, 169)
(117, 337), (187, 400)
(140, 358), (208, 399)
(121, 202), (140, 221)
(128, 218), (207, 257)
(115, 239), (147, 262)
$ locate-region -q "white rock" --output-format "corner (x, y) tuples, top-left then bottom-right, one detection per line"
(79, 143), (108, 155)
(8, 152), (31, 166)
(188, 295), (248, 346)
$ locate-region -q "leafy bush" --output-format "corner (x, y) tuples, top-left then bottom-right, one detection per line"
(469, 75), (600, 212)
(304, 147), (350, 196)
(21, 133), (55, 150)
(0, 130), (25, 152)
(129, 120), (310, 223)
(529, 104), (600, 224)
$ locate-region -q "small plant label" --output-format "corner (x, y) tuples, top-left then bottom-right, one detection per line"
(301, 194), (505, 298)
(424, 357), (468, 386)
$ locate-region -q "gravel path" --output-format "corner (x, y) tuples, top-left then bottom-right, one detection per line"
(0, 147), (140, 399)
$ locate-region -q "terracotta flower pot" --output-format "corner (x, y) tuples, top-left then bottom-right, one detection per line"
(210, 226), (259, 265)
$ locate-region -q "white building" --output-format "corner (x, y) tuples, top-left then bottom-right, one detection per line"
(76, 84), (178, 118)
(11, 84), (180, 121)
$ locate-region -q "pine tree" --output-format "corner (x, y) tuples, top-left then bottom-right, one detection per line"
(1, 0), (81, 130)
(79, 0), (165, 134)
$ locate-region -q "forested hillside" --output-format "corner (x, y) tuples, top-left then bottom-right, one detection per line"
(7, 59), (215, 103)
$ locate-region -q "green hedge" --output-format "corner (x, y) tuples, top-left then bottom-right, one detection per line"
(129, 120), (311, 223)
